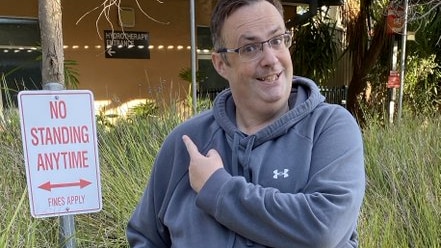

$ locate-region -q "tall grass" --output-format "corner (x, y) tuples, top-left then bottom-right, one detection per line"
(73, 114), (182, 247)
(360, 116), (441, 247)
(0, 107), (59, 247)
(1, 100), (440, 247)
(0, 103), (181, 247)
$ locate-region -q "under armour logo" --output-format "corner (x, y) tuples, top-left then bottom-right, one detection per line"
(273, 169), (289, 179)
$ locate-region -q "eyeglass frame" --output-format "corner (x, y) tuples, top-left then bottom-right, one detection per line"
(215, 32), (293, 62)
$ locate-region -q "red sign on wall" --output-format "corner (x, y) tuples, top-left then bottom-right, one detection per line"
(387, 70), (401, 88)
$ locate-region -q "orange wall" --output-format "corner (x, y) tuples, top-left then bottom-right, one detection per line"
(2, 0), (194, 109)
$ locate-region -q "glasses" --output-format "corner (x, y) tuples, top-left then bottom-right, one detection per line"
(216, 32), (292, 62)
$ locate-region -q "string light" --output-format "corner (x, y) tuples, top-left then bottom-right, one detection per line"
(0, 44), (211, 53)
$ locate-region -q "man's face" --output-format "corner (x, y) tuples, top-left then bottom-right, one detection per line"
(212, 1), (293, 115)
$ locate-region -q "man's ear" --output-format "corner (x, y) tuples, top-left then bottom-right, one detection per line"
(211, 53), (228, 80)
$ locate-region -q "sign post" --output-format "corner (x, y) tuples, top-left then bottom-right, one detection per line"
(18, 88), (102, 246)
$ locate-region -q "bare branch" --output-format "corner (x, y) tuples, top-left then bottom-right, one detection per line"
(408, 0), (441, 22)
(76, 0), (170, 40)
(135, 0), (170, 25)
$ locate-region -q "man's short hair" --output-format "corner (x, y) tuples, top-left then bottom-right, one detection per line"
(210, 0), (285, 51)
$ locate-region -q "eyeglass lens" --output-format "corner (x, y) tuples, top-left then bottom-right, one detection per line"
(238, 33), (291, 61)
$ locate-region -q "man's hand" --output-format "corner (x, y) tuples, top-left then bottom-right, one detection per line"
(182, 135), (224, 193)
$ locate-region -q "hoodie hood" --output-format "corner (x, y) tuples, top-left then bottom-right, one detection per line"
(213, 76), (325, 145)
(212, 76), (325, 180)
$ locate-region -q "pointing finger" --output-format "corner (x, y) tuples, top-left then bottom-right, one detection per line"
(182, 135), (201, 156)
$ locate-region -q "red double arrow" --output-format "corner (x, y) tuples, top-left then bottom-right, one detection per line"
(38, 179), (92, 192)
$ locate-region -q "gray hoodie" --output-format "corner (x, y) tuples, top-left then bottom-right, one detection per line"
(127, 76), (365, 248)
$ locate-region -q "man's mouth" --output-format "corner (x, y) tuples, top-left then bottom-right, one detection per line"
(257, 72), (282, 82)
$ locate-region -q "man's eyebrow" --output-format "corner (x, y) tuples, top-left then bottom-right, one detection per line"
(238, 27), (284, 43)
(238, 35), (258, 43)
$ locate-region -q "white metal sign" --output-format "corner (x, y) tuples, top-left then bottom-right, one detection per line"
(18, 90), (102, 218)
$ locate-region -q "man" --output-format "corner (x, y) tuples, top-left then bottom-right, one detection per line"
(127, 0), (365, 247)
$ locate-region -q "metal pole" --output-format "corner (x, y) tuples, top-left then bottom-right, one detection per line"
(398, 0), (409, 120)
(190, 0), (198, 114)
(389, 40), (399, 124)
(43, 82), (64, 91)
(43, 82), (76, 248)
(59, 215), (76, 248)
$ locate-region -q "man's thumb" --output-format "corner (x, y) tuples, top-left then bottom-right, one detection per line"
(206, 149), (220, 158)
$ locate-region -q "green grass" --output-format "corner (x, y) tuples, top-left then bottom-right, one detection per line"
(1, 105), (441, 247)
(359, 117), (441, 247)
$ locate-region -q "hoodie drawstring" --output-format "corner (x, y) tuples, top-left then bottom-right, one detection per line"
(231, 132), (240, 176)
(229, 133), (257, 247)
(231, 133), (256, 180)
(243, 135), (256, 182)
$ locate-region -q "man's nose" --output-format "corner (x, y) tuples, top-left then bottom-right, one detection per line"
(259, 43), (278, 65)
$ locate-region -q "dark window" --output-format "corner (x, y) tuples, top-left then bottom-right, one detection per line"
(197, 26), (228, 99)
(0, 17), (41, 106)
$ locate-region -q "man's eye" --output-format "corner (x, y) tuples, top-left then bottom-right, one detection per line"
(270, 37), (284, 46)
(240, 44), (259, 54)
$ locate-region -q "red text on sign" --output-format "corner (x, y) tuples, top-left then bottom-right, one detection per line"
(31, 125), (89, 146)
(48, 196), (65, 206)
(37, 150), (89, 171)
(50, 100), (67, 119)
(48, 195), (85, 207)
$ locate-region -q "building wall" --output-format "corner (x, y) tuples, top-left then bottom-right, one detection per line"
(1, 0), (195, 114)
(1, 1), (349, 114)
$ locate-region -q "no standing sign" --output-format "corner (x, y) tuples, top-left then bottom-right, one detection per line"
(18, 90), (102, 218)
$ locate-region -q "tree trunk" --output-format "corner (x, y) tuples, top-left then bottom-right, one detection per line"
(346, 3), (390, 125)
(39, 0), (65, 87)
